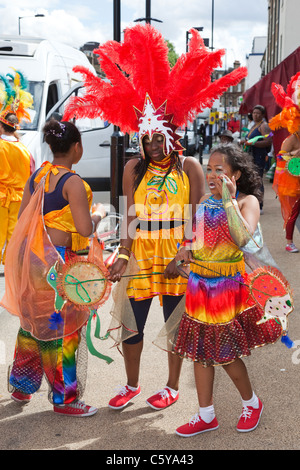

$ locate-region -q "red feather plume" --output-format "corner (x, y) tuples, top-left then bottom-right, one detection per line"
(63, 24), (247, 134)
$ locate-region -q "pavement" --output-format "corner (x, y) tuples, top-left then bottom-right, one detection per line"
(0, 154), (300, 452)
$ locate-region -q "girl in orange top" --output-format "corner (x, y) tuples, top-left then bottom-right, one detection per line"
(273, 130), (300, 253)
(269, 72), (300, 253)
(3, 119), (107, 416)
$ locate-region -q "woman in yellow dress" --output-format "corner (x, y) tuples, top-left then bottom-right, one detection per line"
(108, 129), (205, 410)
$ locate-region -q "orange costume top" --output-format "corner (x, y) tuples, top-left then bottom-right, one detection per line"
(0, 161), (94, 341)
(127, 156), (190, 300)
(0, 137), (31, 208)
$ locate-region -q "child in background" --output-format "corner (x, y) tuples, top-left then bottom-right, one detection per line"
(173, 144), (283, 436)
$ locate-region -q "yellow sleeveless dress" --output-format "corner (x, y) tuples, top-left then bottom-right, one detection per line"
(127, 157), (190, 300)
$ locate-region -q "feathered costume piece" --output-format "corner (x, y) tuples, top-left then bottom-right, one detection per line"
(268, 72), (300, 227)
(269, 72), (300, 135)
(0, 69), (33, 129)
(63, 24), (247, 156)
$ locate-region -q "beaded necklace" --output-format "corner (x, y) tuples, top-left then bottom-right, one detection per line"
(147, 155), (178, 194)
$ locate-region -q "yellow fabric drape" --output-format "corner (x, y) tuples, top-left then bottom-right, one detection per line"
(0, 139), (31, 208)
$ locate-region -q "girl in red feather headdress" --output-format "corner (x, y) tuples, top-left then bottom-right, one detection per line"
(64, 24), (247, 412)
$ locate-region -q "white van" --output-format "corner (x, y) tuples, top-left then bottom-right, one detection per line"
(0, 35), (113, 191)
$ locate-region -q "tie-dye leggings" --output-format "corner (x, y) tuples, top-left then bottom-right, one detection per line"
(9, 327), (82, 405)
(8, 246), (86, 405)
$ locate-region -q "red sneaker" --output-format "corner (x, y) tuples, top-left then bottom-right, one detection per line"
(108, 385), (141, 410)
(11, 390), (32, 404)
(286, 243), (299, 253)
(176, 413), (219, 437)
(53, 400), (98, 417)
(146, 387), (179, 410)
(236, 399), (263, 432)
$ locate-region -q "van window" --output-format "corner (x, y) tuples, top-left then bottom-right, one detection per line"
(46, 83), (59, 116)
(18, 81), (43, 131)
(75, 116), (110, 132)
(50, 84), (110, 131)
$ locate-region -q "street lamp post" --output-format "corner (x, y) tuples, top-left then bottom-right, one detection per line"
(18, 14), (45, 35)
(211, 0), (215, 51)
(134, 0), (163, 24)
(110, 0), (125, 214)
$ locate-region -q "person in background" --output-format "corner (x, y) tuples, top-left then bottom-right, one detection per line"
(268, 72), (300, 253)
(273, 130), (300, 253)
(0, 112), (34, 270)
(227, 116), (240, 134)
(219, 129), (234, 144)
(240, 105), (272, 214)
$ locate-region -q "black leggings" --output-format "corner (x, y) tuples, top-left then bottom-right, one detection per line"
(124, 295), (184, 345)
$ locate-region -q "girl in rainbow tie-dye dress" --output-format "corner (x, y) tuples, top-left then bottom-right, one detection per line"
(172, 144), (283, 437)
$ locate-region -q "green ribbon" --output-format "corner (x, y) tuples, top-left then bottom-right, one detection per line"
(86, 309), (113, 364)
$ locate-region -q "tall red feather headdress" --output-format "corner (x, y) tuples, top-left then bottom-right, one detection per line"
(63, 24), (247, 156)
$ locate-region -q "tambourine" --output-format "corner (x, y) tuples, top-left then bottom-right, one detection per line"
(246, 266), (293, 332)
(286, 156), (300, 176)
(57, 259), (109, 308)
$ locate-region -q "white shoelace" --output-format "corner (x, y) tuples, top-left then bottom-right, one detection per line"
(240, 406), (253, 420)
(157, 389), (169, 400)
(71, 400), (87, 409)
(189, 413), (201, 426)
(115, 385), (130, 396)
(57, 399), (86, 409)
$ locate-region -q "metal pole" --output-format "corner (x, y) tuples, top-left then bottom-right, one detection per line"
(211, 0), (214, 51)
(146, 0), (151, 23)
(110, 0), (125, 213)
(183, 31), (190, 155)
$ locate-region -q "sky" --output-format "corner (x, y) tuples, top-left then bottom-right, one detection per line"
(0, 0), (269, 67)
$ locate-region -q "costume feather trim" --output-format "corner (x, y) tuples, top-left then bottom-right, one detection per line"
(269, 73), (300, 133)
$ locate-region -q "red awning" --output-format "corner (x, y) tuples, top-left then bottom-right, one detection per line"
(239, 47), (300, 155)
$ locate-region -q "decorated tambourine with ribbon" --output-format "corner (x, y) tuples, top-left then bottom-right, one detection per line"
(246, 266), (294, 347)
(49, 258), (110, 311)
(47, 237), (113, 363)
